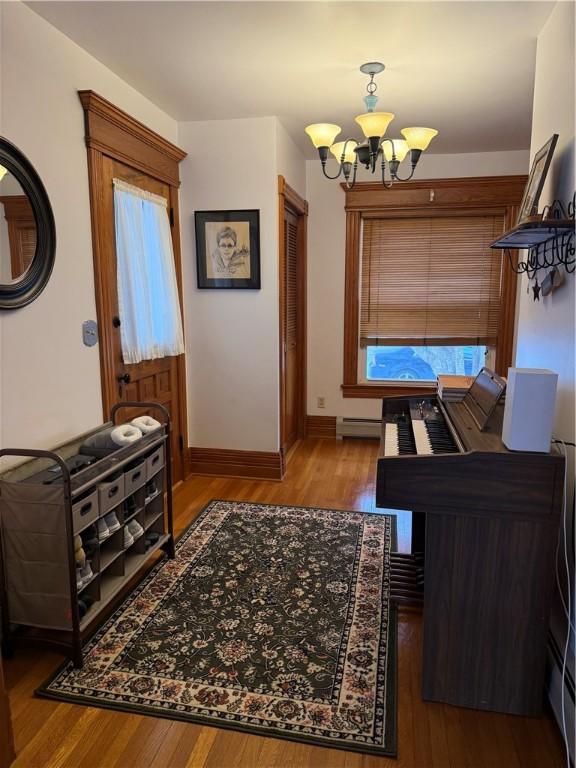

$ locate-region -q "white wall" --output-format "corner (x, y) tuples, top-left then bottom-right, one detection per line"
(514, 3), (575, 752)
(515, 1), (575, 459)
(276, 120), (306, 199)
(306, 150), (530, 420)
(179, 117), (280, 452)
(0, 2), (178, 458)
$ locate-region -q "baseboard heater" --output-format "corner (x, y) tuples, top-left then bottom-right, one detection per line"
(336, 417), (381, 439)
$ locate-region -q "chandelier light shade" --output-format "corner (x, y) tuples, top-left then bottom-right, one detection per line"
(330, 140), (358, 164)
(401, 127), (439, 152)
(305, 62), (438, 188)
(304, 123), (341, 149)
(355, 111), (395, 139)
(0, 165), (7, 182)
(381, 139), (409, 163)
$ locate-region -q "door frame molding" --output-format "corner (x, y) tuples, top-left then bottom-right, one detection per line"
(278, 176), (308, 462)
(78, 91), (189, 470)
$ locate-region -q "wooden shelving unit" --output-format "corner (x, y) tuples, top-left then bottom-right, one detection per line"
(0, 401), (174, 667)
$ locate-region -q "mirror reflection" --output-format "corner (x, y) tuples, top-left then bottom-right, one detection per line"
(0, 164), (37, 284)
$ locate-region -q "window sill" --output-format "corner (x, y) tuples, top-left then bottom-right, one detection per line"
(341, 383), (436, 399)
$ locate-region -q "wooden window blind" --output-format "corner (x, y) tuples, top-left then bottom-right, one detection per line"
(359, 214), (504, 348)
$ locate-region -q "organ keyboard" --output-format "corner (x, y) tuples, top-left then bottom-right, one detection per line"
(375, 368), (565, 716)
(382, 398), (461, 458)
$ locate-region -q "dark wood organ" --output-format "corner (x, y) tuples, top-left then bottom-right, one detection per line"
(376, 371), (564, 717)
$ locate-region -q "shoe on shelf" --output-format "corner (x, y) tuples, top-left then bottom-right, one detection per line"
(127, 519), (144, 541)
(78, 595), (95, 619)
(104, 510), (121, 532)
(145, 480), (158, 498)
(97, 518), (110, 541)
(76, 567), (85, 590)
(79, 562), (94, 586)
(145, 531), (161, 551)
(81, 525), (98, 552)
(75, 546), (86, 568)
(125, 495), (137, 514)
(82, 538), (98, 559)
(123, 527), (135, 549)
(74, 534), (83, 551)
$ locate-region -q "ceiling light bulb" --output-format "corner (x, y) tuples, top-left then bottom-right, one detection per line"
(381, 139), (409, 163)
(355, 112), (395, 139)
(401, 127), (438, 152)
(305, 123), (341, 149)
(330, 140), (358, 164)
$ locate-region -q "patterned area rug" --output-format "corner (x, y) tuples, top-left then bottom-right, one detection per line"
(38, 500), (397, 756)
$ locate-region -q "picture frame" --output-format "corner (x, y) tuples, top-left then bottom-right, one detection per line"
(516, 134), (558, 225)
(195, 209), (260, 289)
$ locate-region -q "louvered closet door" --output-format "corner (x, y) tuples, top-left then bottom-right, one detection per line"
(283, 209), (299, 453)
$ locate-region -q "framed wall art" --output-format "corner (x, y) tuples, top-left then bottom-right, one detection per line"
(195, 209), (261, 289)
(517, 134), (558, 225)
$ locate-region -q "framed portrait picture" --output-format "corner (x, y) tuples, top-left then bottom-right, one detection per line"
(517, 134), (558, 225)
(195, 209), (260, 289)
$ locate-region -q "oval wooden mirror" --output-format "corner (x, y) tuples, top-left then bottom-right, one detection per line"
(0, 138), (56, 309)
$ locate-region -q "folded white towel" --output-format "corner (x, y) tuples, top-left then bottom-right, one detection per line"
(131, 415), (161, 434)
(111, 424), (143, 446)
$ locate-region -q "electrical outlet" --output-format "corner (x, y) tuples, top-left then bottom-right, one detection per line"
(317, 396), (326, 409)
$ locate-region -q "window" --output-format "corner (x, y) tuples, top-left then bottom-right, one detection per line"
(365, 344), (487, 382)
(113, 179), (185, 364)
(341, 177), (526, 397)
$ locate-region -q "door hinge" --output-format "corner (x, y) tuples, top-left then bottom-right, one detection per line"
(169, 207), (175, 227)
(178, 435), (184, 451)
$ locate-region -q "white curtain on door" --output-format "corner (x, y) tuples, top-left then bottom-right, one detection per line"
(113, 178), (185, 364)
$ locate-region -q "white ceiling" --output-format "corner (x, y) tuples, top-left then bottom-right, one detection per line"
(26, 1), (556, 157)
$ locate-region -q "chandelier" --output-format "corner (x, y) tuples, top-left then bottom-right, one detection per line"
(305, 62), (438, 189)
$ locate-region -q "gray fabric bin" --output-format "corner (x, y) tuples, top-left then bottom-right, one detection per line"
(98, 475), (125, 515)
(0, 480), (72, 630)
(72, 489), (99, 533)
(124, 461), (146, 496)
(146, 446), (164, 479)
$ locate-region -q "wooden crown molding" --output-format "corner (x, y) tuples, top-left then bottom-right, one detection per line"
(78, 90), (186, 186)
(343, 175), (528, 212)
(0, 195), (33, 219)
(187, 447), (284, 481)
(278, 175), (309, 216)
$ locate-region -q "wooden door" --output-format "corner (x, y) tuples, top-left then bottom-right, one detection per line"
(278, 177), (308, 461)
(282, 208), (300, 454)
(100, 157), (184, 481)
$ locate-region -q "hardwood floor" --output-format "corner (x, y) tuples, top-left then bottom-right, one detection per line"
(5, 438), (565, 768)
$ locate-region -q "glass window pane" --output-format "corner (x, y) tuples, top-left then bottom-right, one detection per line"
(366, 345), (486, 382)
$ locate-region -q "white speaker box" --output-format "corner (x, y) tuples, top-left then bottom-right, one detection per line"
(502, 368), (558, 452)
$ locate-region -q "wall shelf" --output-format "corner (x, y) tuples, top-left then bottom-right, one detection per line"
(490, 195), (575, 277)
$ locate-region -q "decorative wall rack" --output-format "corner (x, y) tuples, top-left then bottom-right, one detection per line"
(490, 194), (575, 279)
